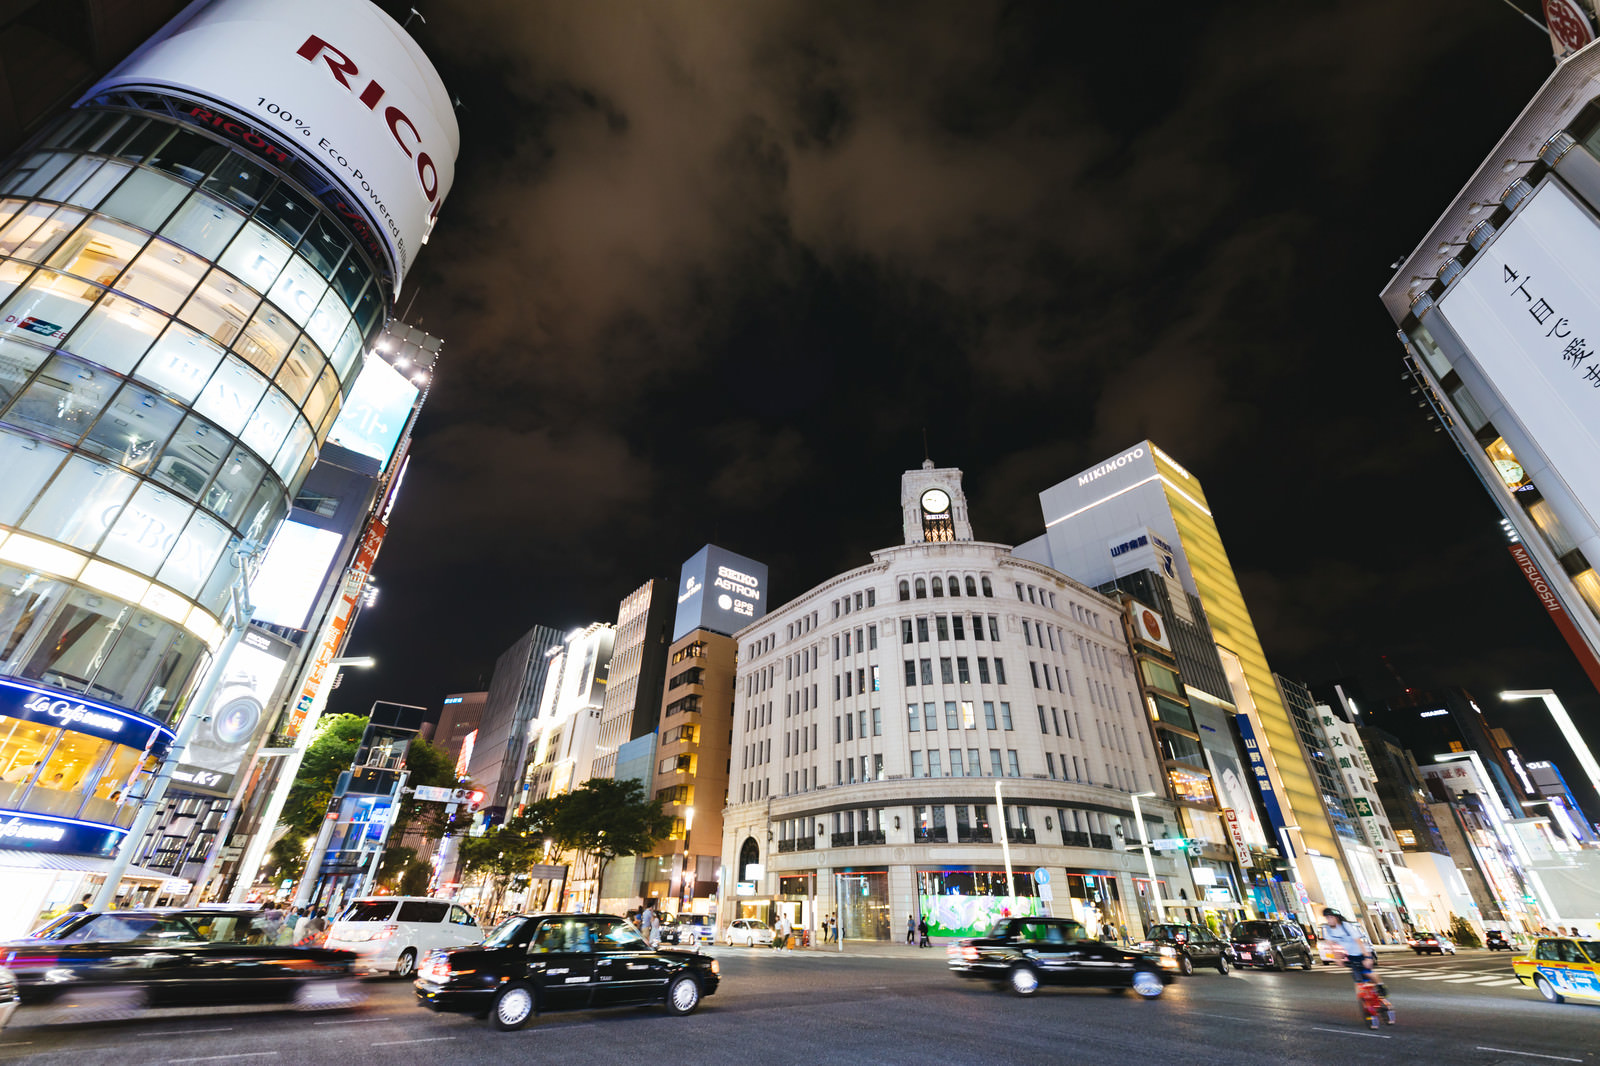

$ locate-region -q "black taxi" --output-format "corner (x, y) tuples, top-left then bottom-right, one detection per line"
(948, 916), (1170, 998)
(415, 912), (719, 1030)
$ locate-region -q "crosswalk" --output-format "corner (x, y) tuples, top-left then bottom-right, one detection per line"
(1326, 965), (1524, 988)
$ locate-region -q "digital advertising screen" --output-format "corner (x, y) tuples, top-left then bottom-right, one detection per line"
(326, 357), (419, 468)
(251, 520), (345, 629)
(672, 544), (768, 641)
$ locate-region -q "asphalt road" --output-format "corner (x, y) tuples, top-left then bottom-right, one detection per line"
(1, 946), (1593, 1066)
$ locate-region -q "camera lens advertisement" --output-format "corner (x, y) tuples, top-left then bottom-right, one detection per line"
(173, 629), (293, 797)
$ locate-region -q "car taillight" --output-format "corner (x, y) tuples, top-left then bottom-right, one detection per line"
(375, 924), (398, 940)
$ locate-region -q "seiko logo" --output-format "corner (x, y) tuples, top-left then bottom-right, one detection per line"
(1078, 447), (1145, 487)
(714, 565), (761, 601)
(0, 816), (66, 843)
(296, 36), (444, 223)
(678, 576), (702, 604)
(22, 695), (122, 733)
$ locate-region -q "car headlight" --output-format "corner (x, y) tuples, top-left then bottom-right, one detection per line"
(709, 959), (719, 974)
(1257, 941), (1272, 952)
(1159, 946), (1176, 957)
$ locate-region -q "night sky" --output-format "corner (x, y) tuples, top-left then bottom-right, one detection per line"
(329, 1), (1600, 817)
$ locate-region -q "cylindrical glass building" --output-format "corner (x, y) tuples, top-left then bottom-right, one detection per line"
(0, 0), (456, 909)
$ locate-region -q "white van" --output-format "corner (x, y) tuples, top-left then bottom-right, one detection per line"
(325, 897), (481, 976)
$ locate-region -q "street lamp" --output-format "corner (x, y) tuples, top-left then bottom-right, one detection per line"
(1130, 792), (1164, 924)
(1500, 689), (1600, 808)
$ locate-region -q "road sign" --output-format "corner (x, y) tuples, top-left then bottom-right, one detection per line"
(1038, 883), (1054, 901)
(1033, 868), (1051, 885)
(1150, 838), (1189, 852)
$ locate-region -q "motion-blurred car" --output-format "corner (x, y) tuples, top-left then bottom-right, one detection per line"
(948, 917), (1170, 998)
(1407, 931), (1457, 955)
(1513, 937), (1600, 1005)
(678, 915), (715, 947)
(1137, 923), (1232, 975)
(1486, 930), (1513, 952)
(415, 912), (719, 1030)
(723, 919), (775, 947)
(0, 908), (360, 1017)
(324, 896), (481, 977)
(1230, 919), (1315, 970)
(0, 967), (17, 1030)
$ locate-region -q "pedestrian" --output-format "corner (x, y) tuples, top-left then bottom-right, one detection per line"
(639, 901), (657, 946)
(774, 912), (792, 953)
(918, 915), (930, 948)
(907, 913), (916, 945)
(292, 906), (311, 944)
(298, 907), (328, 948)
(1101, 919), (1117, 943)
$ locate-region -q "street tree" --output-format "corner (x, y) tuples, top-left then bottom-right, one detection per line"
(551, 778), (673, 906)
(280, 713), (367, 840)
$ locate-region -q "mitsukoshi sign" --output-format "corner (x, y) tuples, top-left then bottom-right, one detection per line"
(84, 0), (459, 285)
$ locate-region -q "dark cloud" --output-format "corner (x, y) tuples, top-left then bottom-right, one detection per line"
(335, 0), (1599, 811)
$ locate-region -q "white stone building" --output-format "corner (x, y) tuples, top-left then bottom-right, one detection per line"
(718, 464), (1194, 942)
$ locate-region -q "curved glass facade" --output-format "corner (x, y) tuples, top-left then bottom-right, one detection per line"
(0, 106), (388, 735)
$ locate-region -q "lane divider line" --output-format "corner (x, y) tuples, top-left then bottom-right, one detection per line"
(1475, 1048), (1583, 1063)
(1309, 1027), (1391, 1039)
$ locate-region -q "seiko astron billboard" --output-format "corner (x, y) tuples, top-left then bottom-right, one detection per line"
(84, 0), (459, 285)
(673, 545), (769, 641)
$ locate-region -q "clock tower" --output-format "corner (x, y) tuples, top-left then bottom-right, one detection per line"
(902, 460), (974, 544)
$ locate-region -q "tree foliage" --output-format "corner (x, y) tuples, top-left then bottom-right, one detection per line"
(550, 777), (673, 899)
(280, 713), (367, 839)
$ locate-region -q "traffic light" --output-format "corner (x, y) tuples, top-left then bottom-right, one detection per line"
(466, 789), (487, 812)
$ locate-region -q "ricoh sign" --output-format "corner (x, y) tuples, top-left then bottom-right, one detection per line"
(83, 0), (459, 285)
(673, 545), (769, 641)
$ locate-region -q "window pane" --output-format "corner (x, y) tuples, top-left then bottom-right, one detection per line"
(160, 191), (245, 260)
(21, 729), (112, 817)
(306, 288), (351, 354)
(0, 202), (56, 257)
(203, 156), (275, 213)
(196, 532), (243, 614)
(0, 333), (51, 406)
(153, 414), (226, 500)
(269, 255), (325, 327)
(239, 386), (297, 461)
(136, 323), (225, 403)
(201, 446), (265, 527)
(158, 509), (229, 597)
(254, 182), (317, 245)
(194, 354), (267, 435)
(19, 454), (137, 550)
(22, 588), (133, 694)
(100, 168), (190, 231)
(98, 482), (192, 575)
(300, 215), (349, 279)
(274, 335), (322, 404)
(271, 414), (313, 481)
(0, 429), (67, 524)
(0, 268), (97, 345)
(0, 569), (70, 674)
(218, 221), (292, 295)
(303, 361), (339, 434)
(4, 354), (118, 443)
(178, 268), (258, 348)
(330, 321), (362, 385)
(46, 217), (146, 284)
(115, 238), (207, 313)
(40, 156), (107, 203)
(239, 475), (286, 544)
(149, 129), (229, 185)
(4, 153), (71, 198)
(64, 292), (164, 373)
(233, 301), (295, 377)
(81, 384), (184, 474)
(332, 253), (370, 308)
(352, 282), (382, 336)
(66, 161), (132, 209)
(116, 121), (171, 164)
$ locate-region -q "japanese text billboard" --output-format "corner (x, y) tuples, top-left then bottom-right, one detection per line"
(326, 357), (418, 467)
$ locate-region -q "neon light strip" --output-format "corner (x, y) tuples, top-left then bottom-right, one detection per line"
(0, 806), (131, 834)
(1045, 475), (1161, 528)
(0, 677), (174, 742)
(1158, 475), (1213, 518)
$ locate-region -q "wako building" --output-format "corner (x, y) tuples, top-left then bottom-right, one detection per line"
(0, 0), (456, 930)
(1383, 43), (1600, 693)
(720, 464), (1192, 942)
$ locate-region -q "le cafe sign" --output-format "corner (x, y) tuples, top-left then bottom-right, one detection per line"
(3, 681), (166, 749)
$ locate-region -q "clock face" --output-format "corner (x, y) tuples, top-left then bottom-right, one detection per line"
(921, 488), (951, 514)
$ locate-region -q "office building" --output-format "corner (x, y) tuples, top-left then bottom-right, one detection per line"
(520, 623), (615, 806)
(470, 624), (563, 818)
(423, 690), (486, 769)
(1015, 443), (1356, 918)
(719, 463), (1194, 942)
(590, 579), (673, 781)
(0, 0), (457, 929)
(1383, 48), (1600, 693)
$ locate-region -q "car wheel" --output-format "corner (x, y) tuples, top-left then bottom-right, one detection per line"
(1216, 953), (1231, 975)
(1534, 975), (1565, 1004)
(664, 975), (701, 1016)
(1177, 954), (1194, 977)
(395, 949), (417, 979)
(1270, 950), (1284, 971)
(492, 984), (537, 1031)
(1300, 952), (1314, 971)
(1132, 970), (1164, 998)
(1007, 964), (1040, 997)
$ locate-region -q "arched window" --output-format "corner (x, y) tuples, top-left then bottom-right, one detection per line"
(965, 576), (978, 597)
(898, 580), (910, 601)
(948, 575), (961, 597)
(981, 576), (993, 597)
(931, 577), (943, 597)
(915, 578), (927, 599)
(739, 837), (761, 882)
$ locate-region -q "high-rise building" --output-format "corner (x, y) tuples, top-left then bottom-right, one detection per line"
(1015, 442), (1356, 917)
(1382, 47), (1600, 694)
(590, 579), (672, 781)
(719, 464), (1193, 942)
(471, 624), (563, 817)
(520, 623), (615, 807)
(423, 690), (486, 768)
(0, 0), (457, 930)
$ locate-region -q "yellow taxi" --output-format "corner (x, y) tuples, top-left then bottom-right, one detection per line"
(1513, 936), (1600, 1005)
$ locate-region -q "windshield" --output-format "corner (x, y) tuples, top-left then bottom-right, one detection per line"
(50, 914), (199, 944)
(482, 917), (529, 948)
(1147, 925), (1185, 940)
(1580, 941), (1600, 962)
(338, 901), (397, 922)
(1233, 921), (1275, 939)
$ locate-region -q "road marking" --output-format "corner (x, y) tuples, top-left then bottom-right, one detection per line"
(168, 1055), (279, 1064)
(145, 1028), (236, 1036)
(371, 1038), (456, 1047)
(1309, 1027), (1391, 1039)
(1475, 1048), (1583, 1063)
(0, 1043), (32, 1048)
(311, 1017), (384, 1026)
